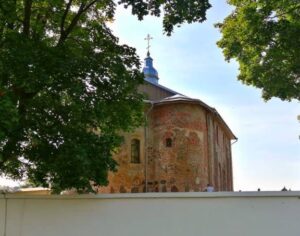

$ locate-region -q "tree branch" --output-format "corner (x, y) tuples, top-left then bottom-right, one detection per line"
(58, 2), (85, 45)
(57, 0), (99, 45)
(23, 0), (32, 36)
(267, 4), (300, 20)
(82, 0), (98, 12)
(60, 0), (73, 36)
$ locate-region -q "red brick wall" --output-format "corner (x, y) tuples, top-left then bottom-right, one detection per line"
(99, 102), (233, 193)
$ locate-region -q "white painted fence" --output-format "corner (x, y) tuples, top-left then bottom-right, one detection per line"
(0, 192), (300, 236)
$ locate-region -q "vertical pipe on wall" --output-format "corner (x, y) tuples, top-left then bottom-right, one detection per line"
(205, 111), (212, 186)
(144, 101), (154, 193)
(230, 139), (238, 191)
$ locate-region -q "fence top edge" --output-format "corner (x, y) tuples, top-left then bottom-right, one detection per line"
(2, 191), (300, 200)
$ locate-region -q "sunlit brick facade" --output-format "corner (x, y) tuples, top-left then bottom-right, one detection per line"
(99, 53), (236, 193)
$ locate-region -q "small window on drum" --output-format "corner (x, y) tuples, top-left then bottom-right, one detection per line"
(166, 138), (172, 147)
(131, 139), (140, 163)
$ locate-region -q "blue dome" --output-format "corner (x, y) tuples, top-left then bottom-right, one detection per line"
(143, 52), (159, 84)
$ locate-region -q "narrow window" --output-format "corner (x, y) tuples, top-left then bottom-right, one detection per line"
(166, 138), (172, 147)
(131, 139), (140, 163)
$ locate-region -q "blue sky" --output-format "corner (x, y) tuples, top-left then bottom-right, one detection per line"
(1, 0), (299, 191)
(110, 0), (300, 191)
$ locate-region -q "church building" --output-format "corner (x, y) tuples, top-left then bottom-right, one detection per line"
(99, 51), (236, 193)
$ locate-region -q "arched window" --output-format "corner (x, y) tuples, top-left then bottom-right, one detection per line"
(166, 138), (172, 147)
(131, 139), (140, 163)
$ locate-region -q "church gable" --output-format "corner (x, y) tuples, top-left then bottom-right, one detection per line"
(138, 81), (177, 101)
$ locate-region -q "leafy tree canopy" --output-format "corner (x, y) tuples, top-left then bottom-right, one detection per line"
(0, 0), (211, 193)
(217, 0), (300, 101)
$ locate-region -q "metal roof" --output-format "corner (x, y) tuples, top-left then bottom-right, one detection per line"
(150, 94), (237, 140)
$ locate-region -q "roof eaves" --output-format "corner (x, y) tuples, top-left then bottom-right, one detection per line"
(144, 80), (182, 96)
(152, 97), (237, 140)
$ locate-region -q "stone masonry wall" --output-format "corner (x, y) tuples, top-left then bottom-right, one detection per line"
(99, 127), (146, 194)
(99, 102), (233, 193)
(146, 103), (209, 192)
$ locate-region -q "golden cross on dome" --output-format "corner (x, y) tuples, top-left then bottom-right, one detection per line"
(144, 34), (153, 53)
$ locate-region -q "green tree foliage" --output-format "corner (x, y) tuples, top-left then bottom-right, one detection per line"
(217, 0), (300, 101)
(0, 0), (211, 193)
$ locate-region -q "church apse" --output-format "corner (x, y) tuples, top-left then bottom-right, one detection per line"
(98, 41), (236, 193)
(148, 103), (209, 192)
(99, 100), (235, 193)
